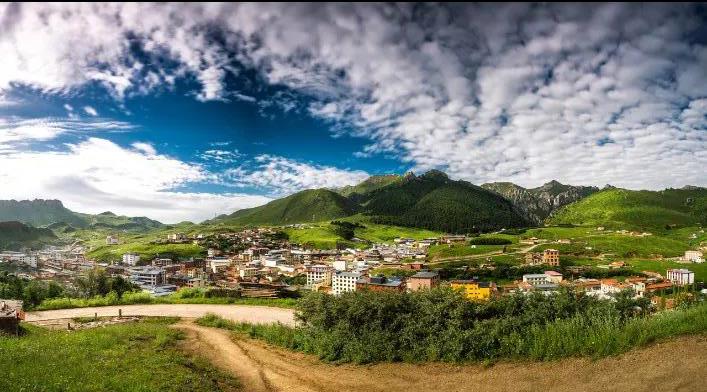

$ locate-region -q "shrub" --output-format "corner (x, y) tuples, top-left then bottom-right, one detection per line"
(469, 237), (512, 245)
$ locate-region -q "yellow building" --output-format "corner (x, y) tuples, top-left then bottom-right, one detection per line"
(450, 280), (496, 301)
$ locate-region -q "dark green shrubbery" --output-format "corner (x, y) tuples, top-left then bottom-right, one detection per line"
(468, 237), (513, 245)
(194, 287), (707, 365)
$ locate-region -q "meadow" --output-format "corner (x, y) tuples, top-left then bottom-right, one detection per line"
(0, 318), (240, 392)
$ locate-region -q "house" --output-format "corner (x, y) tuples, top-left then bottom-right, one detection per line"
(0, 300), (24, 334)
(600, 279), (630, 296)
(525, 252), (543, 265)
(450, 280), (496, 301)
(106, 235), (119, 245)
(407, 271), (440, 291)
(306, 264), (333, 286)
(404, 262), (426, 271)
(122, 253), (140, 266)
(356, 276), (405, 292)
(684, 250), (704, 263)
(522, 273), (549, 286)
(333, 259), (348, 271)
(667, 269), (695, 285)
(542, 249), (560, 266)
(440, 235), (466, 244)
(573, 278), (602, 296)
(129, 266), (166, 287)
(544, 270), (563, 284)
(239, 267), (258, 280)
(167, 233), (187, 242)
(332, 271), (362, 295)
(646, 281), (674, 293)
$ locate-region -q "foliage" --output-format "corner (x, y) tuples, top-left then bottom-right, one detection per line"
(0, 221), (56, 250)
(0, 272), (65, 309)
(0, 318), (239, 391)
(469, 237), (512, 245)
(199, 288), (703, 364)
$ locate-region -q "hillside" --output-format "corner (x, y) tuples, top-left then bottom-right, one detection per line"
(338, 174), (402, 203)
(0, 221), (57, 250)
(0, 200), (163, 231)
(210, 189), (358, 226)
(482, 180), (599, 224)
(357, 171), (528, 233)
(547, 187), (707, 230)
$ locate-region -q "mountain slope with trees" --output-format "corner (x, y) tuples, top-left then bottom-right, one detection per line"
(0, 221), (57, 250)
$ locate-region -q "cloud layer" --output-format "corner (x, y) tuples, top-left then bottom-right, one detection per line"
(1, 3), (706, 219)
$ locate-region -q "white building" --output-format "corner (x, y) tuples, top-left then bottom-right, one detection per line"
(522, 274), (549, 286)
(667, 269), (695, 285)
(106, 235), (119, 245)
(209, 257), (232, 273)
(332, 271), (362, 295)
(306, 265), (333, 286)
(333, 259), (348, 272)
(129, 267), (166, 287)
(684, 250), (704, 263)
(122, 253), (140, 266)
(19, 254), (37, 268)
(544, 271), (563, 284)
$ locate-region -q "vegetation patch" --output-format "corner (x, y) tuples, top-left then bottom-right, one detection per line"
(0, 318), (240, 392)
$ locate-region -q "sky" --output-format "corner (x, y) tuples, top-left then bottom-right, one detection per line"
(0, 3), (705, 223)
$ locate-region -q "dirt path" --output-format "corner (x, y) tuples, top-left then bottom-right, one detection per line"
(176, 320), (707, 392)
(26, 304), (295, 325)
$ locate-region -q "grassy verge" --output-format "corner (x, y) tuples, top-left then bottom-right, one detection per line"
(196, 292), (707, 364)
(35, 290), (299, 311)
(0, 318), (240, 391)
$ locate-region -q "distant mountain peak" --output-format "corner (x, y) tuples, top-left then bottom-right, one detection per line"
(421, 169), (449, 181)
(98, 211), (116, 216)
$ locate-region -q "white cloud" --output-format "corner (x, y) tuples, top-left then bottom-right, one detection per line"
(83, 106), (98, 116)
(0, 3), (705, 189)
(0, 136), (270, 222)
(199, 149), (242, 164)
(221, 154), (369, 195)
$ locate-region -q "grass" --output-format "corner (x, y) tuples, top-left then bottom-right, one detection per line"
(35, 289), (299, 311)
(87, 242), (204, 262)
(283, 221), (441, 249)
(520, 302), (707, 360)
(0, 318), (240, 392)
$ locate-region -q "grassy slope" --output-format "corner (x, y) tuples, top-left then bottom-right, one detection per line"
(548, 188), (707, 230)
(212, 189), (357, 226)
(0, 221), (57, 250)
(0, 318), (239, 392)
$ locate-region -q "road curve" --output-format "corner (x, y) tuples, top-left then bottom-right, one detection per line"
(25, 304), (296, 326)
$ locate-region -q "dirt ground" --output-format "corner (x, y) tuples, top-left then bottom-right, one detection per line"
(176, 320), (707, 392)
(25, 304), (296, 325)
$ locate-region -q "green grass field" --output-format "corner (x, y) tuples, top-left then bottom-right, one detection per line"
(0, 318), (239, 392)
(428, 244), (503, 259)
(283, 221), (441, 249)
(87, 242), (204, 262)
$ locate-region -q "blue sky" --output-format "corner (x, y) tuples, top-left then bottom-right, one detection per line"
(0, 3), (705, 222)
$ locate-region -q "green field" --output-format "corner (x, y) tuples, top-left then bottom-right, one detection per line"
(428, 244), (503, 259)
(283, 220), (441, 249)
(0, 318), (239, 391)
(87, 242), (204, 262)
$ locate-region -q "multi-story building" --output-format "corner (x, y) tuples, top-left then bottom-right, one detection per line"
(239, 267), (258, 280)
(522, 273), (549, 286)
(544, 270), (563, 284)
(543, 249), (560, 266)
(407, 271), (440, 291)
(449, 280), (496, 301)
(106, 235), (119, 245)
(306, 265), (333, 286)
(667, 269), (695, 285)
(122, 253), (140, 266)
(332, 271), (361, 295)
(129, 267), (166, 287)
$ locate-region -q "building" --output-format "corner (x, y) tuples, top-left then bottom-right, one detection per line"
(667, 269), (695, 285)
(167, 233), (187, 242)
(356, 276), (405, 292)
(332, 271), (362, 295)
(544, 271), (563, 284)
(122, 253), (140, 266)
(239, 267), (258, 280)
(129, 267), (166, 287)
(0, 300), (24, 334)
(524, 252), (543, 265)
(522, 273), (549, 286)
(333, 259), (348, 271)
(542, 249), (560, 266)
(306, 265), (333, 286)
(684, 250), (704, 263)
(440, 235), (467, 244)
(407, 271), (440, 291)
(106, 235), (119, 245)
(450, 280), (496, 301)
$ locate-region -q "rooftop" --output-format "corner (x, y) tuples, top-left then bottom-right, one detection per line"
(410, 271), (439, 279)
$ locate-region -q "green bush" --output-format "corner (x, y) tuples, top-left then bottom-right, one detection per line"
(469, 237), (512, 245)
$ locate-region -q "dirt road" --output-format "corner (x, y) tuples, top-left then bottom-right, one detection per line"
(177, 321), (707, 392)
(26, 304), (295, 325)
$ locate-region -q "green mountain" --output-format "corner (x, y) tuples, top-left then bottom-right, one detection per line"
(481, 180), (600, 224)
(337, 174), (402, 203)
(0, 199), (163, 231)
(0, 221), (57, 250)
(357, 171), (528, 233)
(212, 171), (528, 233)
(547, 187), (707, 230)
(210, 189), (358, 226)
